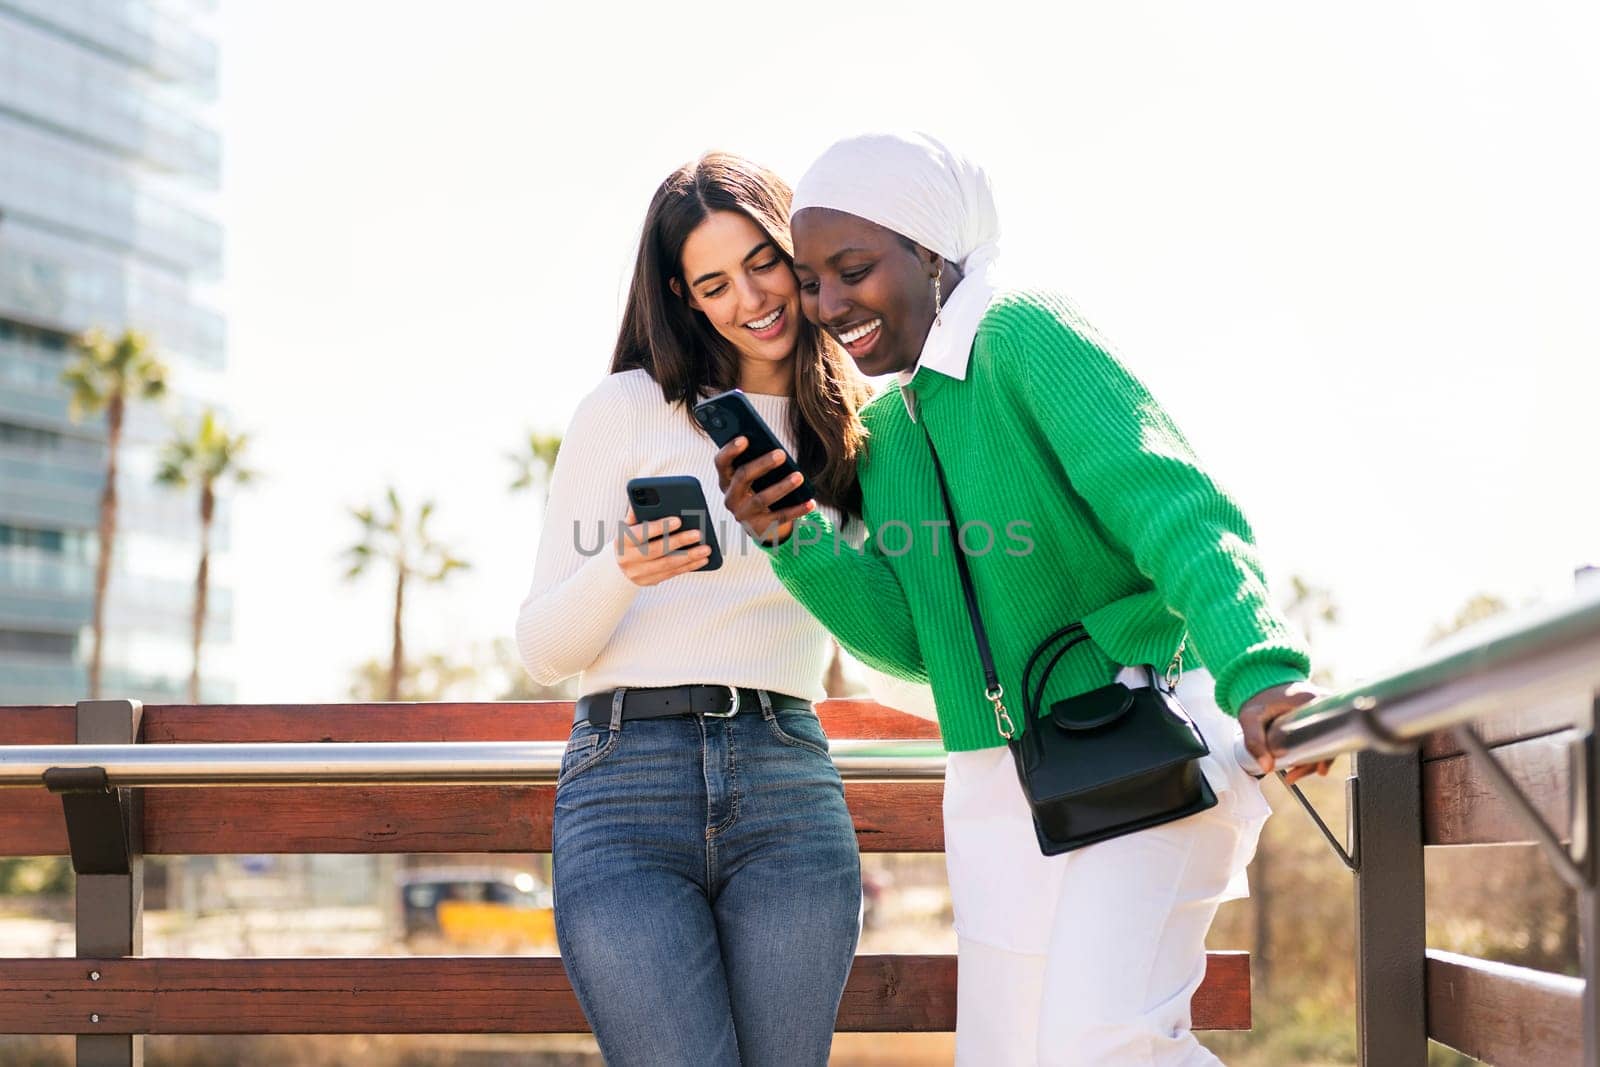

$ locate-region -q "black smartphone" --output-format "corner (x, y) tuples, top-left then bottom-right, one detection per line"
(692, 389), (813, 510)
(625, 476), (723, 572)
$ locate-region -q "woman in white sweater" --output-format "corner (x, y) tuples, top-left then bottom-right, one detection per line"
(515, 153), (873, 1067)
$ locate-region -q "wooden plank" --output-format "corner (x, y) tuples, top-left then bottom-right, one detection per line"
(847, 782), (945, 853)
(1426, 950), (1582, 1066)
(1424, 731), (1572, 846)
(0, 708), (76, 857)
(138, 700), (942, 743)
(820, 700), (942, 740)
(144, 786), (550, 856)
(1192, 950), (1253, 1031)
(1421, 691), (1588, 762)
(140, 704), (577, 743)
(139, 781), (945, 855)
(0, 706), (76, 742)
(841, 954), (957, 1032)
(3, 780), (945, 858)
(0, 791), (66, 857)
(0, 952), (1250, 1034)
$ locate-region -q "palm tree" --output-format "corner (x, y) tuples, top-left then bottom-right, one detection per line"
(62, 329), (169, 698)
(508, 431), (562, 499)
(156, 411), (255, 703)
(343, 488), (470, 701)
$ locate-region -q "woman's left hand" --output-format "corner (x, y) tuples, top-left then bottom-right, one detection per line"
(1238, 682), (1335, 785)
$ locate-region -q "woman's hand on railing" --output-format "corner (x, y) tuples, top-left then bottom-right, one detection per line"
(615, 508), (713, 587)
(714, 438), (817, 546)
(1238, 681), (1335, 785)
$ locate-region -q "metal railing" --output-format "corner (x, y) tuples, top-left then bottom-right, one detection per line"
(0, 737), (948, 787)
(1270, 585), (1600, 767)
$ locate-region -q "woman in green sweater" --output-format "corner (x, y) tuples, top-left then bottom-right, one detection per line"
(716, 133), (1329, 1066)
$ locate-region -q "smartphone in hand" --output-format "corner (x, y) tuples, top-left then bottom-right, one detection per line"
(626, 476), (723, 572)
(692, 389), (813, 511)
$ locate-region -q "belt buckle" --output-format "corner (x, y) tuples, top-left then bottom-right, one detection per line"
(702, 685), (741, 718)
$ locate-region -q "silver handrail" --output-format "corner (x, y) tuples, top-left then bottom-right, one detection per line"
(0, 738), (947, 788)
(1265, 584), (1600, 769)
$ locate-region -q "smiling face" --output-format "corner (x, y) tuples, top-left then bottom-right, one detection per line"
(677, 209), (802, 382)
(791, 207), (942, 378)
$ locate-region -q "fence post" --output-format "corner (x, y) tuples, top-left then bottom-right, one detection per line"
(1579, 698), (1600, 1067)
(1351, 749), (1427, 1066)
(72, 699), (144, 1067)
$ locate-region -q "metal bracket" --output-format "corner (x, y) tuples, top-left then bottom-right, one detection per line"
(1452, 723), (1593, 891)
(1271, 696), (1427, 873)
(45, 764), (134, 877)
(1351, 696), (1416, 755)
(1261, 694), (1422, 873)
(1278, 770), (1359, 872)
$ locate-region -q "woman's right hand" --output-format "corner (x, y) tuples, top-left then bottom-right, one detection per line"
(1238, 681), (1334, 785)
(615, 508), (713, 586)
(714, 437), (816, 546)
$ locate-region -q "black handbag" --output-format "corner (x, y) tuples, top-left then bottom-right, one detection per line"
(918, 419), (1217, 855)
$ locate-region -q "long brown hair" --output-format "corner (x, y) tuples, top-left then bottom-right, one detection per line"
(610, 152), (871, 519)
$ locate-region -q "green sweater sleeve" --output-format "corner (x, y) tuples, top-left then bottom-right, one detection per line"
(1003, 294), (1310, 713)
(763, 510), (929, 684)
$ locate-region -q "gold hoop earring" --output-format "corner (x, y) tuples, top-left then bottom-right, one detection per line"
(933, 269), (944, 327)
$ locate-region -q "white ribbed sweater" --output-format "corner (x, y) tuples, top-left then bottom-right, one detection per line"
(514, 368), (837, 701)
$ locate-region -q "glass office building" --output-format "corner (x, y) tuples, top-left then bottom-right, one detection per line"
(0, 0), (231, 703)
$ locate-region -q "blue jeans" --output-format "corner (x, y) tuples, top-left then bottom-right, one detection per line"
(552, 692), (862, 1066)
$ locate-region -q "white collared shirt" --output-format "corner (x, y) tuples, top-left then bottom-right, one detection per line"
(896, 264), (997, 420)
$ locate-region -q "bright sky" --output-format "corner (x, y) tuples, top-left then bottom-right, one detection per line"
(216, 1), (1600, 702)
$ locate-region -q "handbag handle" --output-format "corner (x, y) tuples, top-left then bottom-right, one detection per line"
(1022, 624), (1088, 721)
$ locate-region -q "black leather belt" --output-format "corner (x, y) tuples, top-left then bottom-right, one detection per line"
(575, 685), (812, 728)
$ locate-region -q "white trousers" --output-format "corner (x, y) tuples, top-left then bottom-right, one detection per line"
(943, 669), (1269, 1067)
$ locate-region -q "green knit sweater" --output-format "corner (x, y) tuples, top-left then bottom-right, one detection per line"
(763, 289), (1310, 752)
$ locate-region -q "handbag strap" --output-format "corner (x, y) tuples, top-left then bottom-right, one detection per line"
(917, 417), (1016, 740)
(917, 414), (1191, 743)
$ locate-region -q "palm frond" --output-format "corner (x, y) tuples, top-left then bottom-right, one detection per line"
(155, 409), (259, 493)
(430, 555), (471, 582)
(60, 364), (107, 422)
(137, 360), (169, 400)
(344, 490), (470, 589)
(342, 539), (376, 581)
(154, 460), (189, 487)
(64, 328), (169, 422)
(509, 430), (563, 493)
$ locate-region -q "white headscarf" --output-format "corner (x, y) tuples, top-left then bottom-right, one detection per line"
(791, 132), (1001, 391)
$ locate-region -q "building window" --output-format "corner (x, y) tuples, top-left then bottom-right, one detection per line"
(0, 522), (90, 557)
(0, 422), (65, 450)
(0, 629), (76, 657)
(0, 319), (69, 350)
